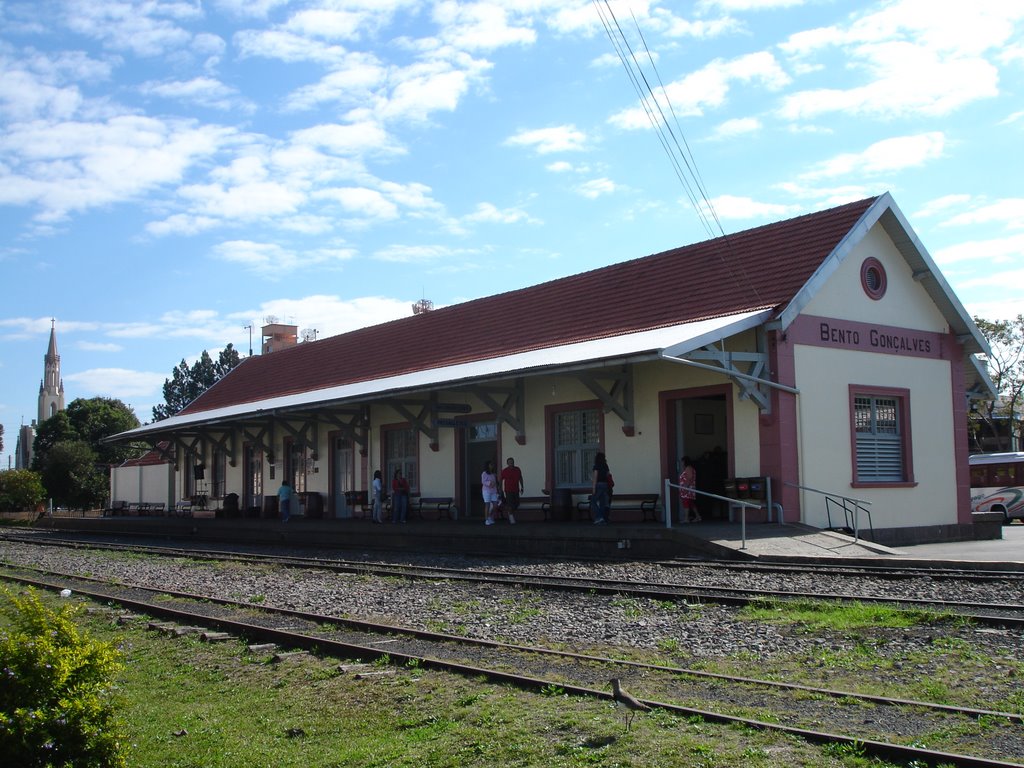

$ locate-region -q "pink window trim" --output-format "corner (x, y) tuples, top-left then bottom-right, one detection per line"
(860, 257), (887, 300)
(848, 384), (915, 486)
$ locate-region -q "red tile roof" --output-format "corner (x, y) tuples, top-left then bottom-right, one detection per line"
(182, 196), (878, 416)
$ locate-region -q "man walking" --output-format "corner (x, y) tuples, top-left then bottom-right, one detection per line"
(499, 457), (524, 525)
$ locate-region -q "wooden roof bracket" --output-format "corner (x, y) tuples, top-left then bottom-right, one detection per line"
(175, 435), (207, 473)
(317, 407), (370, 456)
(576, 365), (635, 436)
(275, 416), (319, 460)
(465, 379), (526, 445)
(389, 394), (441, 451)
(241, 422), (275, 463)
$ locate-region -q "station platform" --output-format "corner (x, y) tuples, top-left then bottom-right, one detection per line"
(25, 513), (1024, 568)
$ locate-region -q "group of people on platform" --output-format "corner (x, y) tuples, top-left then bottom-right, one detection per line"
(276, 446), (724, 525)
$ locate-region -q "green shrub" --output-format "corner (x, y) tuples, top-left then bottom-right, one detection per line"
(0, 588), (127, 768)
(0, 469), (46, 513)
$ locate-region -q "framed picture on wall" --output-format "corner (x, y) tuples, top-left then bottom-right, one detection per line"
(694, 413), (714, 435)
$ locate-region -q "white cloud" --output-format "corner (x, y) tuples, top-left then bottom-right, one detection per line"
(701, 195), (803, 220)
(709, 116), (762, 140)
(0, 116), (233, 222)
(463, 202), (537, 225)
(65, 368), (168, 399)
(212, 240), (355, 275)
(932, 232), (1024, 266)
(799, 132), (946, 180)
(317, 187), (399, 220)
(177, 178), (305, 220)
(433, 1), (536, 51)
(248, 294), (413, 338)
(942, 198), (1024, 230)
(139, 76), (252, 112)
(778, 0), (1023, 121)
(374, 243), (464, 263)
(77, 341), (124, 352)
(505, 125), (588, 154)
(576, 178), (617, 198)
(609, 52), (791, 129)
(63, 0), (200, 58)
(913, 194), (973, 218)
(235, 29), (351, 66)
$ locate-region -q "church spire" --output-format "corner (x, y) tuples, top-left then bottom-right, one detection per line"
(38, 318), (65, 424)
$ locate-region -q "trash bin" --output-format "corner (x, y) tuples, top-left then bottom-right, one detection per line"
(263, 495), (278, 519)
(551, 488), (573, 521)
(301, 492), (323, 519)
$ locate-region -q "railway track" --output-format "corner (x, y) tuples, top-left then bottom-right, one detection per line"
(6, 531), (1024, 627)
(4, 564), (1024, 768)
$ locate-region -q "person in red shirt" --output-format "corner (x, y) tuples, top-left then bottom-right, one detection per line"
(499, 457), (524, 525)
(678, 456), (700, 523)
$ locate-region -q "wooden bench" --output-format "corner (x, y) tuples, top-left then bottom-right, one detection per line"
(411, 495), (455, 520)
(174, 500), (193, 517)
(577, 493), (660, 523)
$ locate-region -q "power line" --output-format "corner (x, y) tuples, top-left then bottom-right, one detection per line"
(592, 0), (763, 302)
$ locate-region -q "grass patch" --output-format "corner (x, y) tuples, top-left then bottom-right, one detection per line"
(740, 598), (948, 631)
(0, 585), (910, 768)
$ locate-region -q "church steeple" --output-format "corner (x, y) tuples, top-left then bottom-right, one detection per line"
(38, 318), (65, 424)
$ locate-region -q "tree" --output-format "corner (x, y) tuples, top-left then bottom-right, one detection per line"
(153, 343), (241, 421)
(35, 441), (107, 509)
(0, 422), (4, 455)
(0, 469), (45, 513)
(974, 315), (1024, 452)
(31, 398), (141, 509)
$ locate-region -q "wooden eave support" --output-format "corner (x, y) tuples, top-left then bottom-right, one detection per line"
(275, 417), (319, 460)
(576, 366), (635, 437)
(465, 379), (526, 445)
(389, 395), (440, 451)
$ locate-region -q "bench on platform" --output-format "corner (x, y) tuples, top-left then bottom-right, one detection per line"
(106, 500), (128, 517)
(174, 500), (193, 517)
(412, 495), (455, 520)
(344, 490), (372, 518)
(507, 494), (551, 522)
(577, 493), (660, 523)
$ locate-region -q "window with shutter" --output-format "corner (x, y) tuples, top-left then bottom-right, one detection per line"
(852, 391), (911, 484)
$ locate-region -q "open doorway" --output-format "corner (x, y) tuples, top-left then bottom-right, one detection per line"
(460, 421), (498, 520)
(663, 389), (730, 522)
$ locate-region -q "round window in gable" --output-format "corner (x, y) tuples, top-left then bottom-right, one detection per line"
(860, 257), (887, 300)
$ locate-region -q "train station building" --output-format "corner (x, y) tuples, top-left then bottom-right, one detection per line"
(109, 193), (994, 546)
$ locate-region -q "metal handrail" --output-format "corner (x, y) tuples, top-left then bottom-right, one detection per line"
(663, 479), (766, 550)
(785, 482), (873, 542)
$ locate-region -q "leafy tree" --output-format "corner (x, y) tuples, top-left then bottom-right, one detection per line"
(31, 398), (140, 509)
(64, 397), (140, 466)
(34, 441), (108, 509)
(974, 315), (1024, 452)
(153, 343), (241, 421)
(0, 422), (4, 454)
(0, 469), (46, 513)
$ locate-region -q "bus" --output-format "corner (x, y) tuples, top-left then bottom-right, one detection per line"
(969, 452), (1024, 524)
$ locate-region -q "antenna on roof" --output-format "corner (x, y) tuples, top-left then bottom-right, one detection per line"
(412, 298), (433, 315)
(300, 328), (318, 342)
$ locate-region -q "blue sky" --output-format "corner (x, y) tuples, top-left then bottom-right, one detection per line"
(1, 0), (1023, 468)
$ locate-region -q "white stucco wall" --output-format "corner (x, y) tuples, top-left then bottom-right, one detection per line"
(803, 225), (949, 333)
(793, 222), (958, 529)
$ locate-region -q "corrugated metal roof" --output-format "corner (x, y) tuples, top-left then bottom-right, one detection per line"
(119, 310), (772, 438)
